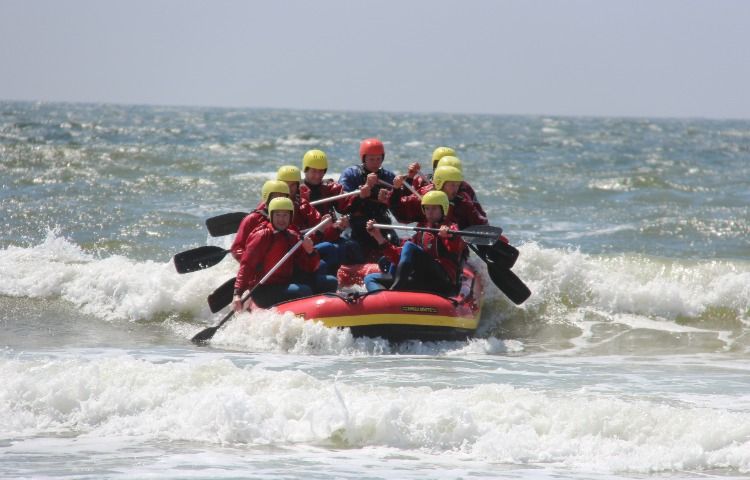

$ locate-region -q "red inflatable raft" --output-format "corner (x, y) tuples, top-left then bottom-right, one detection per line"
(271, 263), (484, 342)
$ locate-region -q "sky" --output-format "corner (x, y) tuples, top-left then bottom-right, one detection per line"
(1, 0), (749, 119)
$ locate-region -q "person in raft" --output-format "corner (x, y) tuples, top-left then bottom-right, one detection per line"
(363, 190), (466, 295)
(232, 197), (332, 311)
(432, 155), (485, 216)
(298, 149), (347, 216)
(276, 164), (343, 293)
(390, 165), (488, 230)
(230, 179), (291, 261)
(337, 138), (398, 263)
(296, 149), (354, 275)
(405, 146), (456, 191)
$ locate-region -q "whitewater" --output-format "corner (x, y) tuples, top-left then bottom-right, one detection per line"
(1, 101), (749, 479)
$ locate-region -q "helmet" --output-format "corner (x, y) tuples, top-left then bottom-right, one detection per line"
(268, 197), (295, 219)
(302, 149), (328, 171)
(261, 180), (290, 204)
(432, 166), (463, 191)
(431, 146), (456, 169)
(359, 138), (385, 161)
(276, 165), (301, 183)
(421, 190), (450, 217)
(436, 155), (462, 172)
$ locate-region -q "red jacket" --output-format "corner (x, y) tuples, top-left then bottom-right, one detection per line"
(293, 195), (341, 243)
(234, 225), (320, 294)
(299, 179), (345, 216)
(410, 175), (486, 216)
(390, 186), (488, 230)
(381, 221), (465, 283)
(231, 201), (269, 261)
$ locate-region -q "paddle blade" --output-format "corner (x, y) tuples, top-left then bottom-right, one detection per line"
(487, 265), (531, 305)
(173, 246), (229, 274)
(482, 242), (519, 269)
(208, 277), (236, 313)
(460, 225), (505, 246)
(191, 325), (219, 344)
(205, 212), (248, 237)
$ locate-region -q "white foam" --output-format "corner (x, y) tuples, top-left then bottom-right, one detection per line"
(0, 229), (233, 322)
(1, 354), (749, 474)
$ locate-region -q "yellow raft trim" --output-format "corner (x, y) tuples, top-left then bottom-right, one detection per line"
(316, 312), (480, 330)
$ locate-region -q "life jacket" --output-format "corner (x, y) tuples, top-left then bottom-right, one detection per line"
(299, 179), (344, 216)
(412, 223), (464, 284)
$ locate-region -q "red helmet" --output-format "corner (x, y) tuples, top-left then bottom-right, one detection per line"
(359, 138), (385, 161)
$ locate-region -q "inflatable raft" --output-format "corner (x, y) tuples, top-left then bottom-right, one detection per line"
(271, 263), (484, 342)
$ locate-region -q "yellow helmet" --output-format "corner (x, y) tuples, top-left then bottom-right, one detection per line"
(276, 165), (301, 183)
(431, 146), (456, 169)
(302, 149), (328, 171)
(261, 180), (290, 204)
(433, 166), (463, 191)
(436, 155), (462, 172)
(268, 197), (295, 219)
(421, 190), (450, 217)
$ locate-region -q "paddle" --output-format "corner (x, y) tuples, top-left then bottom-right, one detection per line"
(173, 246), (229, 274)
(207, 277), (236, 313)
(310, 189), (360, 206)
(468, 243), (531, 305)
(371, 223), (530, 304)
(205, 212), (248, 237)
(191, 217), (333, 344)
(203, 191), (358, 237)
(371, 223), (504, 246)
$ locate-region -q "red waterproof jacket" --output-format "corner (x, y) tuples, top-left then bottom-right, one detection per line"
(299, 179), (345, 216)
(231, 201), (268, 261)
(233, 224), (320, 294)
(390, 186), (488, 230)
(410, 175), (486, 216)
(381, 221), (466, 283)
(293, 195), (341, 243)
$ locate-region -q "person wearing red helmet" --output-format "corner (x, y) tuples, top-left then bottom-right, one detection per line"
(337, 138), (398, 263)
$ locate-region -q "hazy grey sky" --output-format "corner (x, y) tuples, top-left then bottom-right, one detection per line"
(2, 0), (749, 119)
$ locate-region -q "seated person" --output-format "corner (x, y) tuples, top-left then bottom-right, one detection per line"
(363, 191), (466, 296)
(232, 197), (337, 310)
(409, 146), (456, 190)
(435, 156), (483, 212)
(337, 138), (397, 263)
(390, 165), (488, 230)
(231, 180), (290, 261)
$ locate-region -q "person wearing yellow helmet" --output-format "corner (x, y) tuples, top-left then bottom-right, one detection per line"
(364, 190), (466, 294)
(390, 166), (488, 230)
(297, 149), (356, 278)
(230, 180), (291, 261)
(232, 197), (331, 310)
(299, 149), (348, 217)
(404, 146), (457, 191)
(434, 156), (485, 214)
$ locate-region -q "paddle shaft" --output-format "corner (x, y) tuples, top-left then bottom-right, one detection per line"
(372, 223), (499, 241)
(309, 189), (360, 206)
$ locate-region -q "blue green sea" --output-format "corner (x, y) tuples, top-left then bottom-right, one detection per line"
(1, 101), (749, 479)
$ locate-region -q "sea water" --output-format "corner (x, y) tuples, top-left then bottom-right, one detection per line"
(1, 101), (749, 479)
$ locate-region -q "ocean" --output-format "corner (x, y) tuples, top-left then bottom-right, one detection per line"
(1, 101), (749, 479)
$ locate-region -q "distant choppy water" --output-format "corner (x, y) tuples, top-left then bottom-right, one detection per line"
(1, 101), (749, 479)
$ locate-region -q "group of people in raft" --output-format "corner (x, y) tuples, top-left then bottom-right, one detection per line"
(231, 138), (498, 313)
